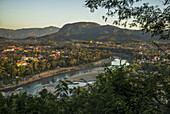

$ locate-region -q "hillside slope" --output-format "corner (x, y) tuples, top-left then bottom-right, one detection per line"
(0, 26), (60, 39)
(39, 22), (151, 41)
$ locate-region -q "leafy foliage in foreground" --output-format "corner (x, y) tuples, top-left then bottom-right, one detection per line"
(0, 65), (169, 114)
(85, 0), (170, 39)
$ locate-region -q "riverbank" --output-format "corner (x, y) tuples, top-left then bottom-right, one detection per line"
(0, 58), (112, 92)
(66, 68), (104, 82)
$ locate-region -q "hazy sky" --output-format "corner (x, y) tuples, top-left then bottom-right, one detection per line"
(0, 0), (166, 29)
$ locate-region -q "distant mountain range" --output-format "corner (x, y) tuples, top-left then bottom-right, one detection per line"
(0, 37), (12, 42)
(0, 22), (155, 42)
(0, 26), (60, 39)
(38, 22), (153, 42)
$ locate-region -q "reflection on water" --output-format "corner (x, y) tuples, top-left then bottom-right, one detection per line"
(17, 67), (103, 95)
(68, 81), (95, 89)
(8, 59), (129, 95)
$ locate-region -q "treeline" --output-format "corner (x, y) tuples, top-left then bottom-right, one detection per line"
(0, 65), (169, 113)
(0, 47), (111, 85)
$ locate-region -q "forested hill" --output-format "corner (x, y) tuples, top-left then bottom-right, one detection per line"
(38, 22), (152, 41)
(0, 26), (60, 39)
(0, 37), (12, 42)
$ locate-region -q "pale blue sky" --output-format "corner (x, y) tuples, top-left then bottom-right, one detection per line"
(0, 0), (166, 29)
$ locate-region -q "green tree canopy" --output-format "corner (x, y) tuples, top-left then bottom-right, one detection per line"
(85, 0), (170, 39)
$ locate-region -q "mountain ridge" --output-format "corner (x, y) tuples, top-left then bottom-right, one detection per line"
(38, 22), (151, 41)
(0, 26), (60, 39)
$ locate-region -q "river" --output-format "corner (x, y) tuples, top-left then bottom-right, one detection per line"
(5, 59), (129, 96)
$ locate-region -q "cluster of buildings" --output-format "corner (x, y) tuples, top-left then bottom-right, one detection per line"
(0, 45), (51, 67)
(0, 45), (82, 67)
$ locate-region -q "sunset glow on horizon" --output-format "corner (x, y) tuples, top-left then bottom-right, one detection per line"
(0, 0), (166, 29)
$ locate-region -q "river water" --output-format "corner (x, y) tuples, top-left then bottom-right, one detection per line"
(6, 59), (129, 95)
